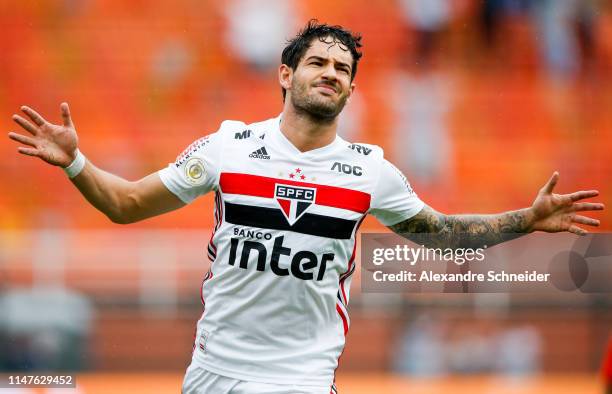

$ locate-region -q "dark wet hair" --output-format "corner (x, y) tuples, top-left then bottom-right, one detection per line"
(281, 19), (363, 100)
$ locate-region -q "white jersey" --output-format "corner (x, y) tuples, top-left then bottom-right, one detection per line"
(158, 116), (424, 386)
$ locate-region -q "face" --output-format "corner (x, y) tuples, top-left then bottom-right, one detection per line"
(281, 36), (356, 120)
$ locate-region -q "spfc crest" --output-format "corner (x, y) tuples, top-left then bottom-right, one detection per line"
(274, 183), (316, 225)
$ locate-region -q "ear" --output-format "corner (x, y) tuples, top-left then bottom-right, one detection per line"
(346, 82), (356, 103)
(279, 64), (293, 92)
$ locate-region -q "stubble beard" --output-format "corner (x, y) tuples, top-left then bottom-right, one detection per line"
(290, 80), (348, 122)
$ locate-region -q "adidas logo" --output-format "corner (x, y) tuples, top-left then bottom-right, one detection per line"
(249, 146), (271, 160)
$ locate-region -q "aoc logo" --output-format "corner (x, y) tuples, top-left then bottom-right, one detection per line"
(274, 184), (316, 225)
(331, 162), (362, 176)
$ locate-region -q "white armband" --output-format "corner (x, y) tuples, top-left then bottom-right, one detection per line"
(63, 149), (86, 178)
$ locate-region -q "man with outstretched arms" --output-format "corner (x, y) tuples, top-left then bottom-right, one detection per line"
(8, 21), (604, 394)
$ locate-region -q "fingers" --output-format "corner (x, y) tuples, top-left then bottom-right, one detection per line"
(571, 202), (605, 212)
(12, 114), (38, 135)
(572, 215), (600, 227)
(17, 146), (43, 158)
(568, 225), (588, 236)
(541, 171), (559, 194)
(21, 105), (47, 126)
(8, 132), (37, 147)
(567, 190), (599, 202)
(60, 102), (73, 127)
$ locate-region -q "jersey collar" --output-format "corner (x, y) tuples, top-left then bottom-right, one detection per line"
(268, 115), (344, 156)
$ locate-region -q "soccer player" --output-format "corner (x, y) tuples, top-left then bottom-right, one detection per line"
(8, 21), (604, 394)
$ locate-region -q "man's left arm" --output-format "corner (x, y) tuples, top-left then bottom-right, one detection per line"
(389, 172), (604, 249)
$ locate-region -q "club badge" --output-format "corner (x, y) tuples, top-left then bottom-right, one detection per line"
(274, 183), (316, 225)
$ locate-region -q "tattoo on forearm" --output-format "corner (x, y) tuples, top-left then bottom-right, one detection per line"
(389, 206), (531, 249)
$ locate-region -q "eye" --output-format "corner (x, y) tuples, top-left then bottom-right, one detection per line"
(311, 61), (323, 66)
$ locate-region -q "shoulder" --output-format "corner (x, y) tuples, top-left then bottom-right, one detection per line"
(345, 141), (382, 157)
(340, 140), (384, 166)
(217, 117), (277, 141)
(217, 119), (248, 138)
(173, 119), (247, 165)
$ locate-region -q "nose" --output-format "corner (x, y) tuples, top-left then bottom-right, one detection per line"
(321, 63), (338, 80)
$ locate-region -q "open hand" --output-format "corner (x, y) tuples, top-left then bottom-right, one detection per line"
(8, 103), (78, 168)
(530, 172), (605, 235)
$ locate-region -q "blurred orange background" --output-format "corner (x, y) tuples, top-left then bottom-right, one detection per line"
(0, 1), (611, 393)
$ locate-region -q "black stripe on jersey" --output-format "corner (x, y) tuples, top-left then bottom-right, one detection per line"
(224, 201), (357, 239)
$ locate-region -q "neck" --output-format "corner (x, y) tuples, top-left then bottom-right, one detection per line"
(279, 102), (338, 152)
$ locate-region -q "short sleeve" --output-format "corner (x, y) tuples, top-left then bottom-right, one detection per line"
(369, 159), (425, 226)
(158, 131), (223, 204)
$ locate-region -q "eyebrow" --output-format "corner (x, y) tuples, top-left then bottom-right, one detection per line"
(305, 55), (352, 71)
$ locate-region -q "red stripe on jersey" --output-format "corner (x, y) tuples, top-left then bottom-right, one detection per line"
(200, 270), (213, 305)
(339, 240), (358, 304)
(336, 303), (349, 335)
(208, 192), (223, 257)
(220, 173), (371, 214)
(338, 216), (366, 305)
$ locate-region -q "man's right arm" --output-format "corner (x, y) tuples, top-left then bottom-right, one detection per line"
(8, 103), (185, 224)
(70, 163), (185, 224)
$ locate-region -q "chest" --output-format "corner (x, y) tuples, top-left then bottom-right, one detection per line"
(219, 137), (375, 195)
